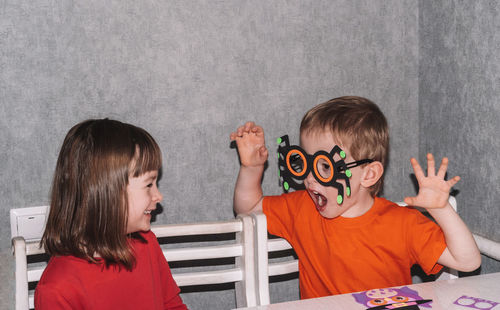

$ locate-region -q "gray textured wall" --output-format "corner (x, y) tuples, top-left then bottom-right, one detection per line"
(0, 1), (497, 309)
(419, 0), (500, 274)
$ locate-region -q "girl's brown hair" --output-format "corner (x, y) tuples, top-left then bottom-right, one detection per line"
(300, 96), (389, 196)
(41, 119), (162, 270)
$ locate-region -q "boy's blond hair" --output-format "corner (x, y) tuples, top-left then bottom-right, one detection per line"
(300, 96), (389, 196)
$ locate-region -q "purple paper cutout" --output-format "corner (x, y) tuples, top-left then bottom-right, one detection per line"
(352, 286), (432, 308)
(453, 295), (499, 310)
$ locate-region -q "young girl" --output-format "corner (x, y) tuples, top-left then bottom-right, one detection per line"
(35, 119), (187, 310)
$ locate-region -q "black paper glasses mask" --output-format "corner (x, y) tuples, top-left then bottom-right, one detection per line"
(277, 135), (373, 204)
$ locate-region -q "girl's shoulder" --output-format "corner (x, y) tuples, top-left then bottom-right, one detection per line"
(39, 255), (96, 287)
(47, 255), (91, 269)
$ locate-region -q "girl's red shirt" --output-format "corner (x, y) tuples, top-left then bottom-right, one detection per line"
(35, 231), (187, 310)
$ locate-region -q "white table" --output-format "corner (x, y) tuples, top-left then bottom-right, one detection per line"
(240, 272), (500, 310)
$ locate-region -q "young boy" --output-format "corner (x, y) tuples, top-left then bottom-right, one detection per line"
(230, 96), (480, 299)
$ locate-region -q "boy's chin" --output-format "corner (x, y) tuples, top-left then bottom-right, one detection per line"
(317, 204), (344, 219)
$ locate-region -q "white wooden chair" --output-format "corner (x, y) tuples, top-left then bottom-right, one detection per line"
(12, 214), (257, 310)
(251, 196), (459, 306)
(251, 211), (299, 306)
(152, 214), (257, 308)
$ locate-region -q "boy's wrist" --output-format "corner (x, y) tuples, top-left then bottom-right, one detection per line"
(240, 163), (265, 171)
(426, 202), (453, 218)
(236, 165), (265, 190)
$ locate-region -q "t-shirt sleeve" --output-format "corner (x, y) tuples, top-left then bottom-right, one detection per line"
(406, 209), (447, 275)
(148, 232), (188, 310)
(262, 191), (306, 241)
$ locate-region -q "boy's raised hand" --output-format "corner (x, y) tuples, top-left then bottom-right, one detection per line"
(404, 153), (460, 209)
(230, 121), (268, 167)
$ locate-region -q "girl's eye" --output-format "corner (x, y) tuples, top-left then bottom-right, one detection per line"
(147, 183), (153, 188)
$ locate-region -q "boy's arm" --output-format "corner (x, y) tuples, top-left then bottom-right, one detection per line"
(404, 153), (481, 272)
(230, 122), (268, 214)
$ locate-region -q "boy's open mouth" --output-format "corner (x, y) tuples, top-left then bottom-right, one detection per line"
(309, 190), (327, 211)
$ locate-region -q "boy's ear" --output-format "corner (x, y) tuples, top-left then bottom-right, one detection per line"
(360, 161), (384, 188)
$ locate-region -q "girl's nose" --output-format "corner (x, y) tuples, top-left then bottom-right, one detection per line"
(153, 186), (163, 202)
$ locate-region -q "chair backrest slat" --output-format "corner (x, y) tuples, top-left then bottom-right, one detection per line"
(173, 268), (243, 286)
(25, 243), (44, 256)
(267, 238), (293, 252)
(152, 220), (242, 237)
(268, 261), (299, 277)
(163, 244), (243, 262)
(27, 266), (45, 282)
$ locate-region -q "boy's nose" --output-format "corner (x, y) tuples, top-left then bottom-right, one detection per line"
(304, 171), (317, 184)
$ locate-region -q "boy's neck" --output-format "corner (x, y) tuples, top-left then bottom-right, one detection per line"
(340, 193), (375, 218)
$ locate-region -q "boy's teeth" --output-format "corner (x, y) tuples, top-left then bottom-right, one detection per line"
(144, 210), (151, 214)
(318, 195), (323, 206)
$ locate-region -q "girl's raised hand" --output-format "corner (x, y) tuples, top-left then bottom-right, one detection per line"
(230, 121), (268, 167)
(404, 153), (460, 209)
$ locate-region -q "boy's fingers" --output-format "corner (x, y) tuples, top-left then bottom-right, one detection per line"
(230, 132), (242, 140)
(244, 121), (256, 131)
(437, 157), (449, 179)
(410, 157), (425, 179)
(427, 153), (436, 177)
(236, 122), (254, 136)
(447, 175), (461, 187)
(252, 125), (264, 134)
(259, 146), (268, 157)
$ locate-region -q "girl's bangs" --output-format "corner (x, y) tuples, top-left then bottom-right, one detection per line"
(130, 136), (162, 177)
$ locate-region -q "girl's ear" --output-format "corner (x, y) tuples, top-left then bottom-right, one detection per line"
(360, 161), (384, 188)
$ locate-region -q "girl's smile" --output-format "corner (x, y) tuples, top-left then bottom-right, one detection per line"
(126, 170), (162, 234)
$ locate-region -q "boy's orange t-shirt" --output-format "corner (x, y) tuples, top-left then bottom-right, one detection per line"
(263, 191), (446, 299)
